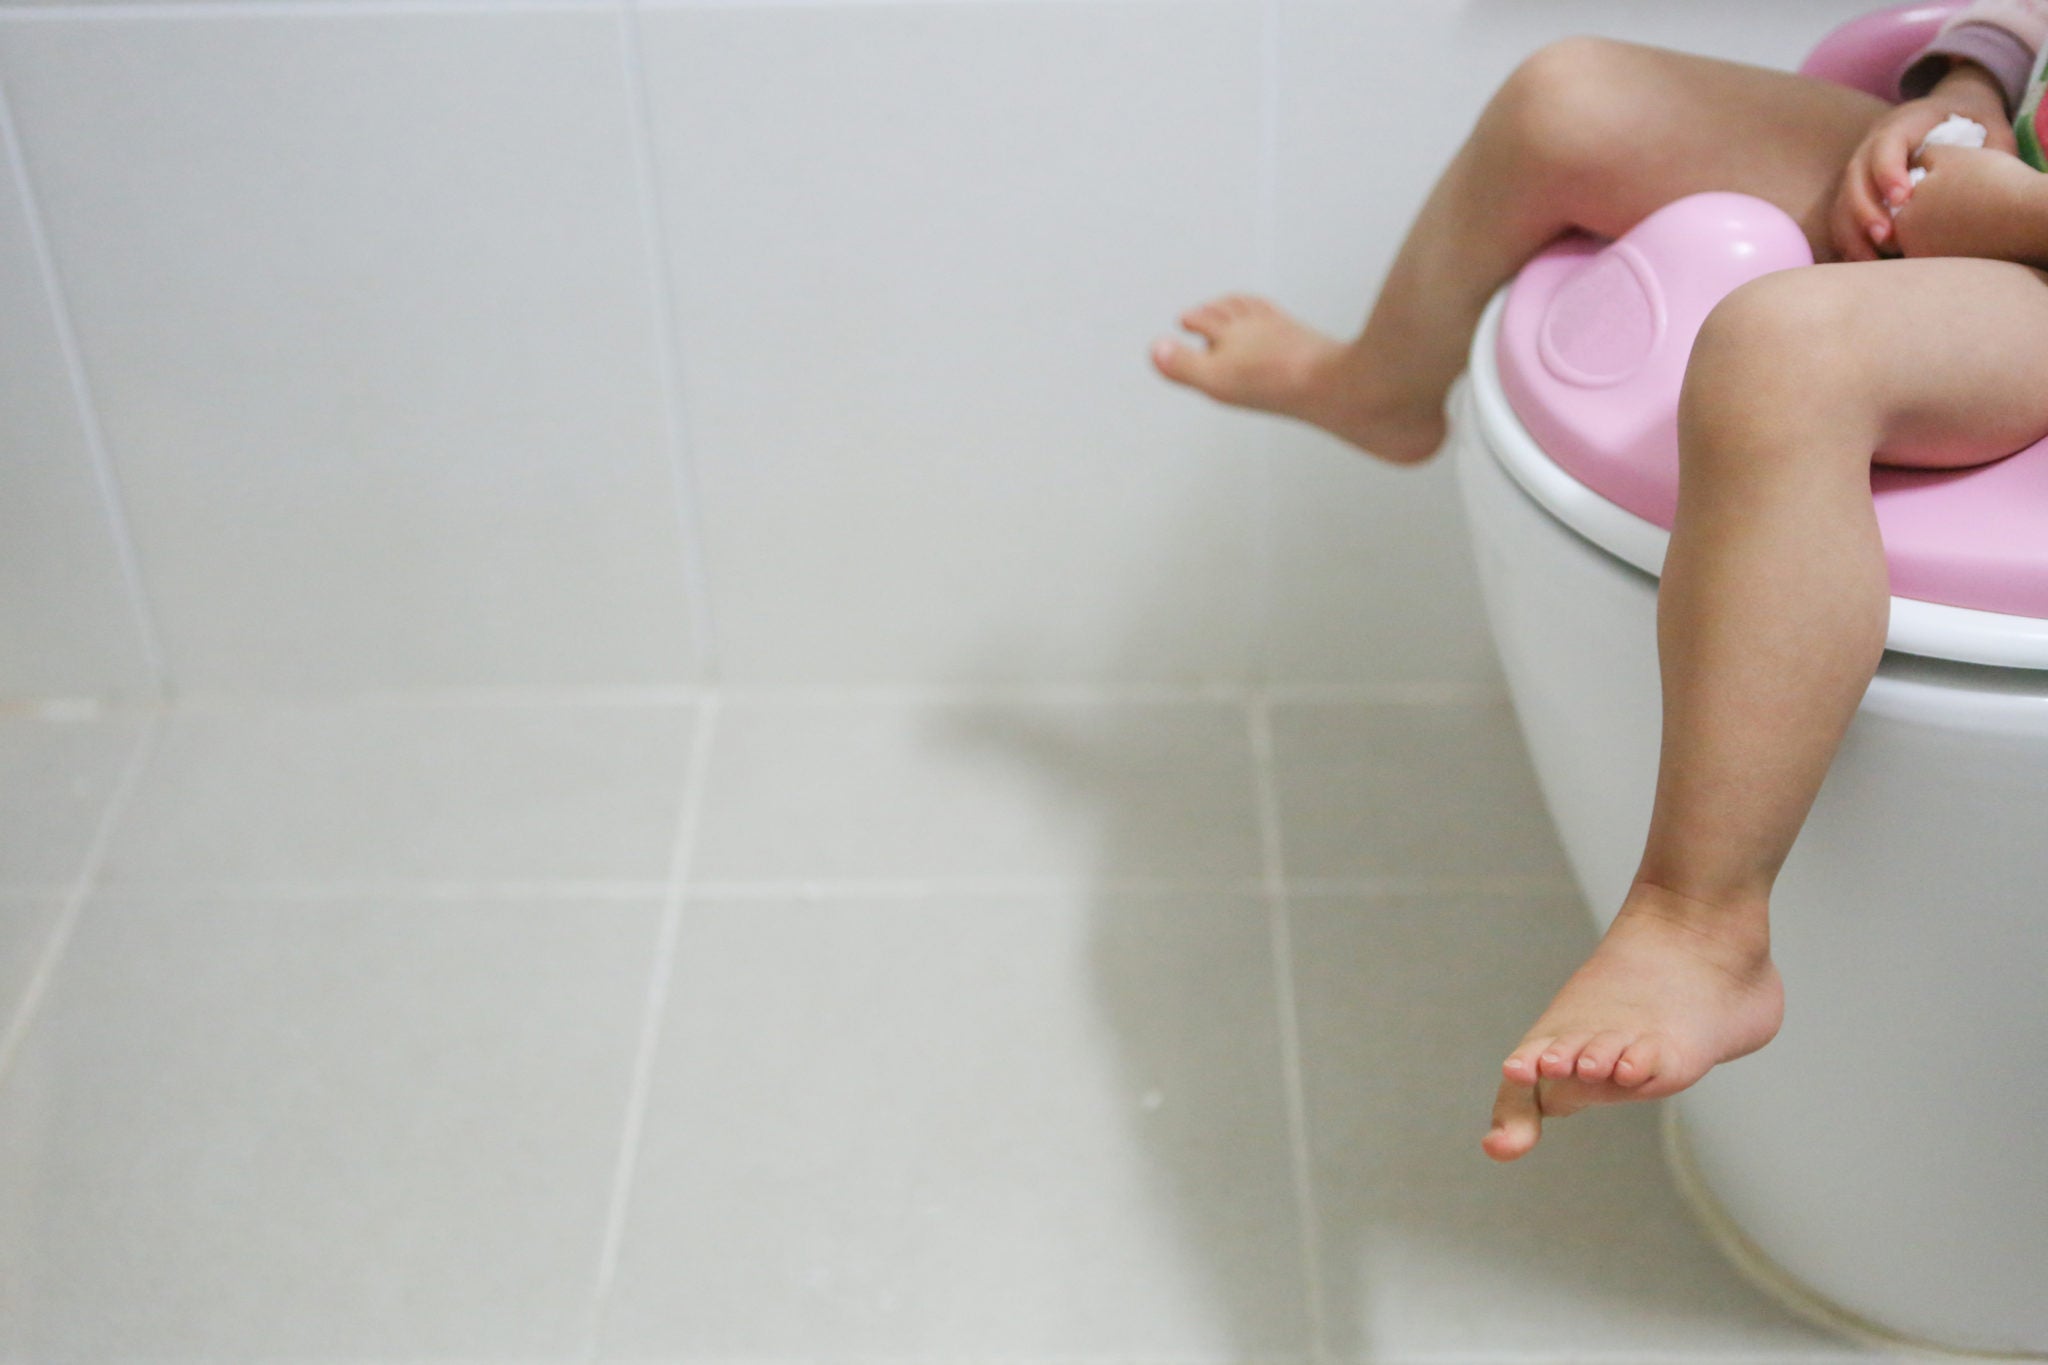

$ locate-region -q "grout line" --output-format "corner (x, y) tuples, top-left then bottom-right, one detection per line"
(564, 1357), (1323, 1365)
(1246, 0), (1281, 696)
(703, 681), (1511, 707)
(0, 0), (1213, 15)
(683, 875), (1269, 899)
(80, 880), (674, 902)
(580, 691), (720, 1358)
(27, 874), (1580, 904)
(0, 74), (171, 702)
(0, 713), (161, 1091)
(0, 0), (612, 20)
(1248, 695), (1329, 1364)
(6, 681), (1511, 712)
(1254, 0), (1280, 295)
(614, 0), (722, 686)
(1289, 873), (1580, 900)
(162, 686), (712, 711)
(1376, 1357), (1894, 1364)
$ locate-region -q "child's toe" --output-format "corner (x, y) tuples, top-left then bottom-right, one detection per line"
(1613, 1037), (1662, 1088)
(1574, 1031), (1630, 1083)
(1484, 1076), (1542, 1161)
(1151, 338), (1213, 388)
(1502, 1038), (1552, 1085)
(1181, 303), (1228, 337)
(1538, 1033), (1593, 1079)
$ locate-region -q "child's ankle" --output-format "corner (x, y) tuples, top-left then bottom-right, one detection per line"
(1617, 877), (1773, 962)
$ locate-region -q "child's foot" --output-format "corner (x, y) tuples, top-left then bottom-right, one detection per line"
(1150, 295), (1445, 464)
(1483, 881), (1784, 1162)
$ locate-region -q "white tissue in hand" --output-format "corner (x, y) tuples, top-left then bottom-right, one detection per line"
(1903, 114), (1989, 193)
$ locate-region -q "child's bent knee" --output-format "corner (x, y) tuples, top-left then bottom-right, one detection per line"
(1687, 270), (1861, 390)
(1485, 37), (1652, 176)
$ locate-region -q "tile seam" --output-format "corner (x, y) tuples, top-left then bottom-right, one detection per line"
(8, 683), (1510, 710)
(0, 712), (161, 1089)
(1248, 695), (1329, 1362)
(0, 71), (170, 698)
(55, 874), (1580, 901)
(614, 0), (722, 685)
(1248, 0), (1280, 694)
(0, 0), (612, 19)
(580, 690), (721, 1356)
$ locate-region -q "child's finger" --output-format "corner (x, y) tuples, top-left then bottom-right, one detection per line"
(1829, 186), (1880, 263)
(1832, 147), (1893, 254)
(1870, 123), (1917, 208)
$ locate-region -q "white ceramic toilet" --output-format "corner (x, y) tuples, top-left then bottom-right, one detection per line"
(1449, 202), (2048, 1356)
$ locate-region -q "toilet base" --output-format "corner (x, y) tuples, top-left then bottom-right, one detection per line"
(1660, 1106), (2048, 1364)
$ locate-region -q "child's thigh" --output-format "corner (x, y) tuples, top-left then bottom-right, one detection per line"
(1686, 258), (2048, 469)
(1845, 258), (2048, 467)
(1502, 39), (1885, 253)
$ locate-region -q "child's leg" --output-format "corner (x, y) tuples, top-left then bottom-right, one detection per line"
(1486, 258), (2048, 1160)
(1150, 37), (1884, 462)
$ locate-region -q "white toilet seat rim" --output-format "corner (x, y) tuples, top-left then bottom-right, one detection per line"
(1466, 289), (2048, 672)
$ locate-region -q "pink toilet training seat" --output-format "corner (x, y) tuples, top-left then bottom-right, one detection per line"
(1494, 0), (2048, 624)
(1496, 191), (2048, 623)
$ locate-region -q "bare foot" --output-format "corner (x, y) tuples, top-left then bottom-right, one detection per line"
(1150, 294), (1445, 464)
(1483, 881), (1784, 1162)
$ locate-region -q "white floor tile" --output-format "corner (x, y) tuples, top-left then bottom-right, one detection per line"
(98, 702), (696, 887)
(0, 892), (662, 1363)
(0, 712), (147, 890)
(598, 891), (1310, 1361)
(1269, 700), (1575, 882)
(691, 697), (1264, 885)
(1289, 890), (1873, 1360)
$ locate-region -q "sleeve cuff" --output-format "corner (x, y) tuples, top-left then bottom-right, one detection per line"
(1897, 22), (2037, 114)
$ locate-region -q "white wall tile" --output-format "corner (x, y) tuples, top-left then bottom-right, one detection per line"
(0, 10), (703, 692)
(0, 103), (155, 700)
(637, 0), (1268, 686)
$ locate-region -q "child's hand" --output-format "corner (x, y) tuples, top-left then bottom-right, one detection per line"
(1890, 143), (2046, 261)
(1830, 64), (2015, 262)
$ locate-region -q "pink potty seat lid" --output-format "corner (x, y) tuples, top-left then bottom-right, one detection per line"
(1493, 192), (2048, 635)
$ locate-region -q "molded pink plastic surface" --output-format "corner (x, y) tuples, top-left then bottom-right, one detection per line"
(1495, 1), (2048, 622)
(1496, 193), (1814, 530)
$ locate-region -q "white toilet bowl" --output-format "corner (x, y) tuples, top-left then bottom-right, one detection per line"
(1451, 288), (2048, 1358)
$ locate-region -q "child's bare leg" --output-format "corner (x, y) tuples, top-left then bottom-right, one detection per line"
(1151, 37), (1883, 463)
(1486, 258), (2048, 1160)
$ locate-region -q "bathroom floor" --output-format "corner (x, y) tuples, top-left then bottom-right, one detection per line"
(0, 689), (1896, 1363)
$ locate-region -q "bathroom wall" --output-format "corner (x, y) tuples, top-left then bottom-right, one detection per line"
(0, 0), (1880, 702)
